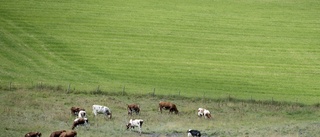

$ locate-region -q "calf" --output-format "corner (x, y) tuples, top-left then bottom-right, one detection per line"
(78, 110), (86, 118)
(72, 117), (89, 130)
(25, 132), (41, 137)
(187, 129), (201, 137)
(126, 119), (144, 134)
(198, 108), (212, 119)
(50, 130), (66, 137)
(92, 104), (112, 119)
(159, 101), (179, 114)
(59, 130), (77, 137)
(70, 106), (85, 116)
(127, 104), (140, 115)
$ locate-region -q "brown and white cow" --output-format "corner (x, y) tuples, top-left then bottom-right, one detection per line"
(127, 104), (140, 115)
(197, 108), (212, 119)
(50, 130), (66, 137)
(72, 117), (89, 130)
(59, 130), (77, 137)
(24, 132), (41, 137)
(159, 101), (179, 114)
(70, 106), (85, 116)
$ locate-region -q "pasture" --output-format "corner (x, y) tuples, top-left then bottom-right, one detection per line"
(0, 0), (320, 136)
(1, 88), (320, 137)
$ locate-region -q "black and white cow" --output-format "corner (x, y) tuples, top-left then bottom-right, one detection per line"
(187, 129), (201, 137)
(78, 110), (86, 118)
(92, 105), (112, 119)
(126, 119), (144, 134)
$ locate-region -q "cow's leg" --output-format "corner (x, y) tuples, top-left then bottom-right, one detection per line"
(127, 108), (132, 115)
(84, 121), (90, 130)
(92, 110), (96, 117)
(139, 126), (142, 134)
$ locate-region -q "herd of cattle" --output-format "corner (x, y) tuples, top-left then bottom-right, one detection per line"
(24, 101), (212, 137)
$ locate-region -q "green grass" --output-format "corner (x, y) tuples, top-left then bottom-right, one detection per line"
(1, 89), (320, 137)
(0, 0), (320, 104)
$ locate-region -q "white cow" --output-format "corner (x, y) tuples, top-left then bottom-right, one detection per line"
(126, 119), (144, 134)
(197, 108), (212, 119)
(92, 105), (112, 119)
(78, 110), (86, 118)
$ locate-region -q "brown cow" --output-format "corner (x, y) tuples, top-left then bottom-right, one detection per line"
(127, 104), (140, 115)
(49, 130), (66, 137)
(59, 130), (77, 137)
(159, 101), (179, 114)
(72, 117), (89, 130)
(70, 107), (85, 116)
(24, 132), (41, 137)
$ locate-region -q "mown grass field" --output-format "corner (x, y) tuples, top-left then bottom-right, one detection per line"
(1, 89), (320, 137)
(0, 0), (319, 104)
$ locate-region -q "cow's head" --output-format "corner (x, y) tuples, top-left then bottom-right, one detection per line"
(174, 109), (179, 114)
(84, 118), (89, 123)
(107, 112), (112, 119)
(79, 110), (86, 117)
(170, 108), (179, 114)
(126, 123), (131, 129)
(206, 113), (212, 119)
(135, 106), (140, 112)
(70, 130), (77, 135)
(38, 132), (42, 137)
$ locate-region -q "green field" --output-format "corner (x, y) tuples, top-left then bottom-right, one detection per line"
(1, 0), (319, 104)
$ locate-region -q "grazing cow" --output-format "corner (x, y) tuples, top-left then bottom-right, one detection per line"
(78, 110), (86, 118)
(92, 105), (112, 119)
(197, 108), (212, 119)
(159, 101), (179, 114)
(50, 130), (66, 137)
(187, 129), (201, 137)
(70, 106), (85, 116)
(126, 119), (144, 134)
(59, 130), (77, 137)
(127, 104), (140, 115)
(25, 132), (41, 137)
(72, 117), (89, 130)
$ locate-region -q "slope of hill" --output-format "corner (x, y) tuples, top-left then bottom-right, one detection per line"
(0, 0), (319, 104)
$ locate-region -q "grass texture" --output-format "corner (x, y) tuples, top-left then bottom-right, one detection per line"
(0, 0), (319, 104)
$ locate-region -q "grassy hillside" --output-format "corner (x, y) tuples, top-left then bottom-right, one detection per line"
(0, 0), (319, 104)
(1, 89), (320, 137)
